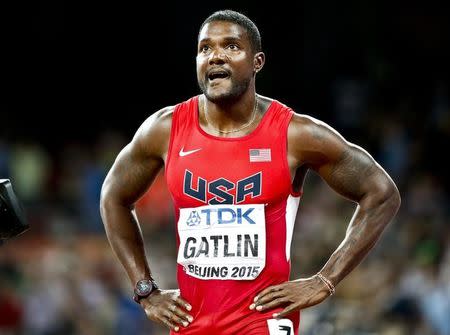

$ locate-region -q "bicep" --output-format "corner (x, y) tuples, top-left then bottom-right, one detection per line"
(102, 141), (163, 207)
(291, 115), (384, 203)
(101, 109), (172, 207)
(316, 144), (380, 202)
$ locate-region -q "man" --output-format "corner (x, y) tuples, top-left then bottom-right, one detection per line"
(100, 10), (401, 335)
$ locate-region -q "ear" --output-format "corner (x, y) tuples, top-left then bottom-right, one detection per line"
(253, 52), (265, 74)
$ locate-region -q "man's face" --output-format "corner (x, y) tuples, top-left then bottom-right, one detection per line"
(197, 21), (256, 103)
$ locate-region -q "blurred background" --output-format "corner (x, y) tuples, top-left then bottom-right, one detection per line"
(1, 1), (449, 334)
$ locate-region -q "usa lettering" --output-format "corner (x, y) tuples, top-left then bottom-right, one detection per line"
(183, 170), (262, 204)
(184, 234), (259, 258)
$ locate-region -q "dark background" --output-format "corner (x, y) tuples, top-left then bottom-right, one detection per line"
(4, 1), (449, 146)
(1, 1), (450, 334)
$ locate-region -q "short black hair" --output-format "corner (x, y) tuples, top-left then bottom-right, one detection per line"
(199, 10), (262, 53)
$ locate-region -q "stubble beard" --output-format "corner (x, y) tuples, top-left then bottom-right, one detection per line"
(198, 76), (252, 104)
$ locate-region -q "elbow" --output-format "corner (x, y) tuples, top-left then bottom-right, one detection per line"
(361, 170), (401, 213)
(375, 176), (401, 215)
(391, 185), (401, 213)
(99, 179), (133, 220)
(99, 182), (111, 220)
(99, 179), (119, 220)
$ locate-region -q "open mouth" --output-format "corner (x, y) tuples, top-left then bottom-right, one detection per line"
(208, 70), (230, 81)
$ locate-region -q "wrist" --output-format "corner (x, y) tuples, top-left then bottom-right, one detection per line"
(316, 272), (336, 296)
(133, 277), (159, 304)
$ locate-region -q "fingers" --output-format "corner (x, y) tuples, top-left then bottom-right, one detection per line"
(144, 291), (194, 332)
(171, 304), (194, 323)
(250, 285), (285, 311)
(157, 314), (180, 332)
(250, 278), (330, 318)
(172, 294), (194, 323)
(252, 297), (287, 312)
(253, 284), (283, 303)
(149, 306), (190, 332)
(175, 296), (193, 312)
(162, 300), (193, 330)
(250, 290), (284, 309)
(163, 309), (189, 328)
(273, 304), (297, 319)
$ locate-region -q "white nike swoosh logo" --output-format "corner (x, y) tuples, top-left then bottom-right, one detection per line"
(179, 147), (202, 157)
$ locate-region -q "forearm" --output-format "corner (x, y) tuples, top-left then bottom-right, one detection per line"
(319, 188), (400, 287)
(100, 199), (151, 286)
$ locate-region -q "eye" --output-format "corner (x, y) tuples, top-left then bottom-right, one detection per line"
(199, 45), (210, 53)
(227, 44), (239, 50)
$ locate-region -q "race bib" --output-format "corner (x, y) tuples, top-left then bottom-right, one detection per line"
(267, 319), (294, 335)
(177, 204), (266, 280)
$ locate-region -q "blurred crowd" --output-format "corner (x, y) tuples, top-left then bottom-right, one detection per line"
(1, 78), (449, 335)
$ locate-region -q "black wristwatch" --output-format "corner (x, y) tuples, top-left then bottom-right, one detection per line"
(133, 278), (159, 304)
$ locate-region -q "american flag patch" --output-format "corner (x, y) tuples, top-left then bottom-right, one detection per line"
(249, 149), (271, 162)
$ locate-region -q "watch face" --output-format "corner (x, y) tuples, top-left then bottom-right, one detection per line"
(136, 279), (153, 295)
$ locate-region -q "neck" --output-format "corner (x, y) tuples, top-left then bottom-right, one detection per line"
(202, 92), (258, 134)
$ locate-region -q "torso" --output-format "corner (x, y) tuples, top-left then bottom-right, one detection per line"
(161, 95), (307, 193)
(161, 95), (301, 334)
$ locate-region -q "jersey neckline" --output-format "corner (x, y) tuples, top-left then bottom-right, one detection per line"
(194, 95), (276, 142)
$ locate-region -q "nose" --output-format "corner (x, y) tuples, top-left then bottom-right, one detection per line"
(209, 48), (227, 65)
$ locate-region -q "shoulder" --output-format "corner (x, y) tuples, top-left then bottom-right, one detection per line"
(288, 112), (345, 145)
(137, 105), (175, 138)
(136, 95), (199, 137)
(257, 96), (338, 139)
(288, 112), (329, 132)
(287, 112), (349, 167)
(131, 105), (176, 159)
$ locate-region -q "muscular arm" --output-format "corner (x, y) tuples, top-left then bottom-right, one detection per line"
(252, 114), (400, 317)
(100, 107), (194, 332)
(99, 107), (172, 285)
(290, 115), (401, 286)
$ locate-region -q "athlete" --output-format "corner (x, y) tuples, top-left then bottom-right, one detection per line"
(100, 10), (401, 335)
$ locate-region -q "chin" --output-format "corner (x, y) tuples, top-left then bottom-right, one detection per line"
(205, 86), (246, 104)
(205, 90), (234, 103)
(199, 78), (249, 104)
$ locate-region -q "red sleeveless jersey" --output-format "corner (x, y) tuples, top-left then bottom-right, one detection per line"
(165, 96), (301, 335)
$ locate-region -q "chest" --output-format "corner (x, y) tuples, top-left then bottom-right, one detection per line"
(166, 134), (291, 207)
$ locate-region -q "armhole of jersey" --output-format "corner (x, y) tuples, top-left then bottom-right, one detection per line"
(283, 110), (301, 262)
(282, 109), (302, 197)
(164, 104), (179, 176)
(290, 189), (303, 197)
(285, 193), (300, 261)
